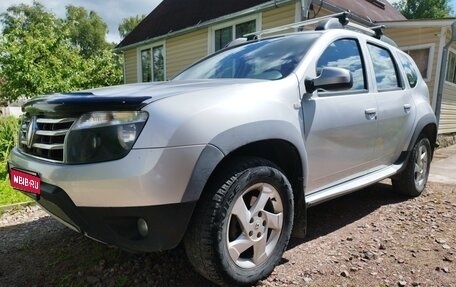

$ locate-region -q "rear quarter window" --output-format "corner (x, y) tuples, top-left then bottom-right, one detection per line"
(398, 53), (419, 88)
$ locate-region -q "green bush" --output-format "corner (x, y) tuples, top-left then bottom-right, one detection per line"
(0, 116), (19, 177)
(0, 116), (30, 205)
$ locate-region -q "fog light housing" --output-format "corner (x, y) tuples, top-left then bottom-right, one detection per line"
(137, 218), (149, 238)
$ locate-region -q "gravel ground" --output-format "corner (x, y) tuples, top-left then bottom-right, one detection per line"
(0, 181), (455, 287)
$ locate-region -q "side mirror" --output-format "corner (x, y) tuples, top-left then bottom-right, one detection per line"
(305, 67), (353, 93)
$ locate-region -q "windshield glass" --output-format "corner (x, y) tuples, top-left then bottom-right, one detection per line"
(173, 33), (319, 81)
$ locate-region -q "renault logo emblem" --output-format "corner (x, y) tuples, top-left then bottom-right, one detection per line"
(26, 117), (36, 149)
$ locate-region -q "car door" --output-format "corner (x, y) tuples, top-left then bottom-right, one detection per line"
(302, 38), (378, 193)
(365, 43), (416, 165)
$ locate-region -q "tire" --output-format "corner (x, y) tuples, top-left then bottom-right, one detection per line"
(392, 137), (432, 197)
(184, 157), (294, 286)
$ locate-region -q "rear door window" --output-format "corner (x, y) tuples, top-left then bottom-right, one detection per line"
(367, 44), (401, 91)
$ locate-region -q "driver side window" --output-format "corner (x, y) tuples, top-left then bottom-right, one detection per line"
(317, 39), (366, 91)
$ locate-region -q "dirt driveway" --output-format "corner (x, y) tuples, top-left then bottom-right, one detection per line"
(1, 180), (455, 287)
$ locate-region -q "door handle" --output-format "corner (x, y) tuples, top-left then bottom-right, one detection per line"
(365, 108), (377, 120)
(404, 104), (411, 114)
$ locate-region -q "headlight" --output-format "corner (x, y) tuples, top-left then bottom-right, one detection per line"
(65, 111), (148, 164)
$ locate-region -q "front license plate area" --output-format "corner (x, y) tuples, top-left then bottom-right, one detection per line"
(9, 168), (41, 195)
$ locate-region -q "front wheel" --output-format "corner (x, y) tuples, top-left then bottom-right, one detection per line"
(392, 137), (432, 197)
(184, 158), (294, 286)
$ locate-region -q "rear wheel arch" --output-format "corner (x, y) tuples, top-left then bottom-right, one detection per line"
(394, 116), (436, 175)
(408, 114), (437, 154)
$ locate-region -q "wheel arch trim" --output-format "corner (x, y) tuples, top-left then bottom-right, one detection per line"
(407, 113), (438, 152)
(181, 121), (309, 202)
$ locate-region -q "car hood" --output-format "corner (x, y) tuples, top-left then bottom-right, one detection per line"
(22, 79), (267, 116)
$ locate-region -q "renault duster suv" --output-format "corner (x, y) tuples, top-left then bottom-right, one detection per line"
(8, 14), (436, 286)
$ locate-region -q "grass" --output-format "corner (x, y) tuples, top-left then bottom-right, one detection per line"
(0, 179), (31, 206)
(115, 276), (128, 287)
(0, 116), (31, 206)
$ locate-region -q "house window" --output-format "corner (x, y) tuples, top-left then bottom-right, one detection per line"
(140, 44), (165, 82)
(141, 49), (152, 82)
(446, 51), (456, 84)
(152, 46), (164, 81)
(402, 45), (433, 81)
(214, 19), (256, 51)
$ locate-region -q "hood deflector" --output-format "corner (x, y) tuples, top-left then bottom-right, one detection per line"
(23, 92), (152, 117)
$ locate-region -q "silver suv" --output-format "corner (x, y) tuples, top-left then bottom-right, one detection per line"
(9, 14), (436, 286)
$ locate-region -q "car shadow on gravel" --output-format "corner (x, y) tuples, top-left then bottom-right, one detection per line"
(0, 181), (409, 286)
(288, 181), (408, 249)
(0, 214), (217, 286)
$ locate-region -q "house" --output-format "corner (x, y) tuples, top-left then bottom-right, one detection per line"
(115, 0), (456, 138)
(378, 19), (456, 137)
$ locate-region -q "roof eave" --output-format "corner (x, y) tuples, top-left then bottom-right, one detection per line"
(114, 0), (294, 52)
(377, 19), (456, 28)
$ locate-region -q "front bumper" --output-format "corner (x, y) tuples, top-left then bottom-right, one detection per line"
(9, 145), (205, 207)
(20, 182), (196, 252)
(8, 145), (205, 252)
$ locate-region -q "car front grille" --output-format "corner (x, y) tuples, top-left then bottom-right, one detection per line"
(19, 116), (77, 162)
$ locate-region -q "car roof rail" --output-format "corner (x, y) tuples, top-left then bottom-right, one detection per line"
(225, 37), (249, 48)
(244, 11), (397, 46)
(244, 12), (348, 38)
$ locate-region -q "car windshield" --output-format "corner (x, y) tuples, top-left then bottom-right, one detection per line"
(173, 33), (319, 81)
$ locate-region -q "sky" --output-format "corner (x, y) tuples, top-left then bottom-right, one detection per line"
(1, 0), (456, 43)
(0, 0), (163, 43)
(388, 0), (456, 12)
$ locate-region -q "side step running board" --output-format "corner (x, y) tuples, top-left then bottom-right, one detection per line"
(305, 165), (401, 207)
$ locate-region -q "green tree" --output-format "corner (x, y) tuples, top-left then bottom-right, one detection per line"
(393, 0), (453, 19)
(118, 14), (145, 39)
(0, 2), (53, 34)
(65, 5), (110, 57)
(0, 2), (122, 102)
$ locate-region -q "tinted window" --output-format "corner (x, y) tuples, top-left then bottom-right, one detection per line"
(214, 20), (256, 52)
(446, 51), (456, 84)
(407, 48), (430, 79)
(317, 39), (366, 90)
(152, 45), (165, 81)
(399, 53), (418, 88)
(141, 49), (152, 82)
(174, 34), (319, 81)
(215, 26), (233, 52)
(367, 44), (400, 91)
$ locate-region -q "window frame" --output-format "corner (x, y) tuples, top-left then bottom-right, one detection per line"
(208, 15), (260, 53)
(401, 43), (434, 82)
(137, 41), (166, 82)
(445, 48), (456, 87)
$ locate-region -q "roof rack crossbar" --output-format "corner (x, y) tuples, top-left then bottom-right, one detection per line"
(346, 22), (386, 39)
(244, 12), (348, 38)
(244, 11), (387, 40)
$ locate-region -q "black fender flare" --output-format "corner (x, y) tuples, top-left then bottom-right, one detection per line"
(395, 113), (437, 175)
(407, 113), (437, 151)
(181, 121), (309, 203)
